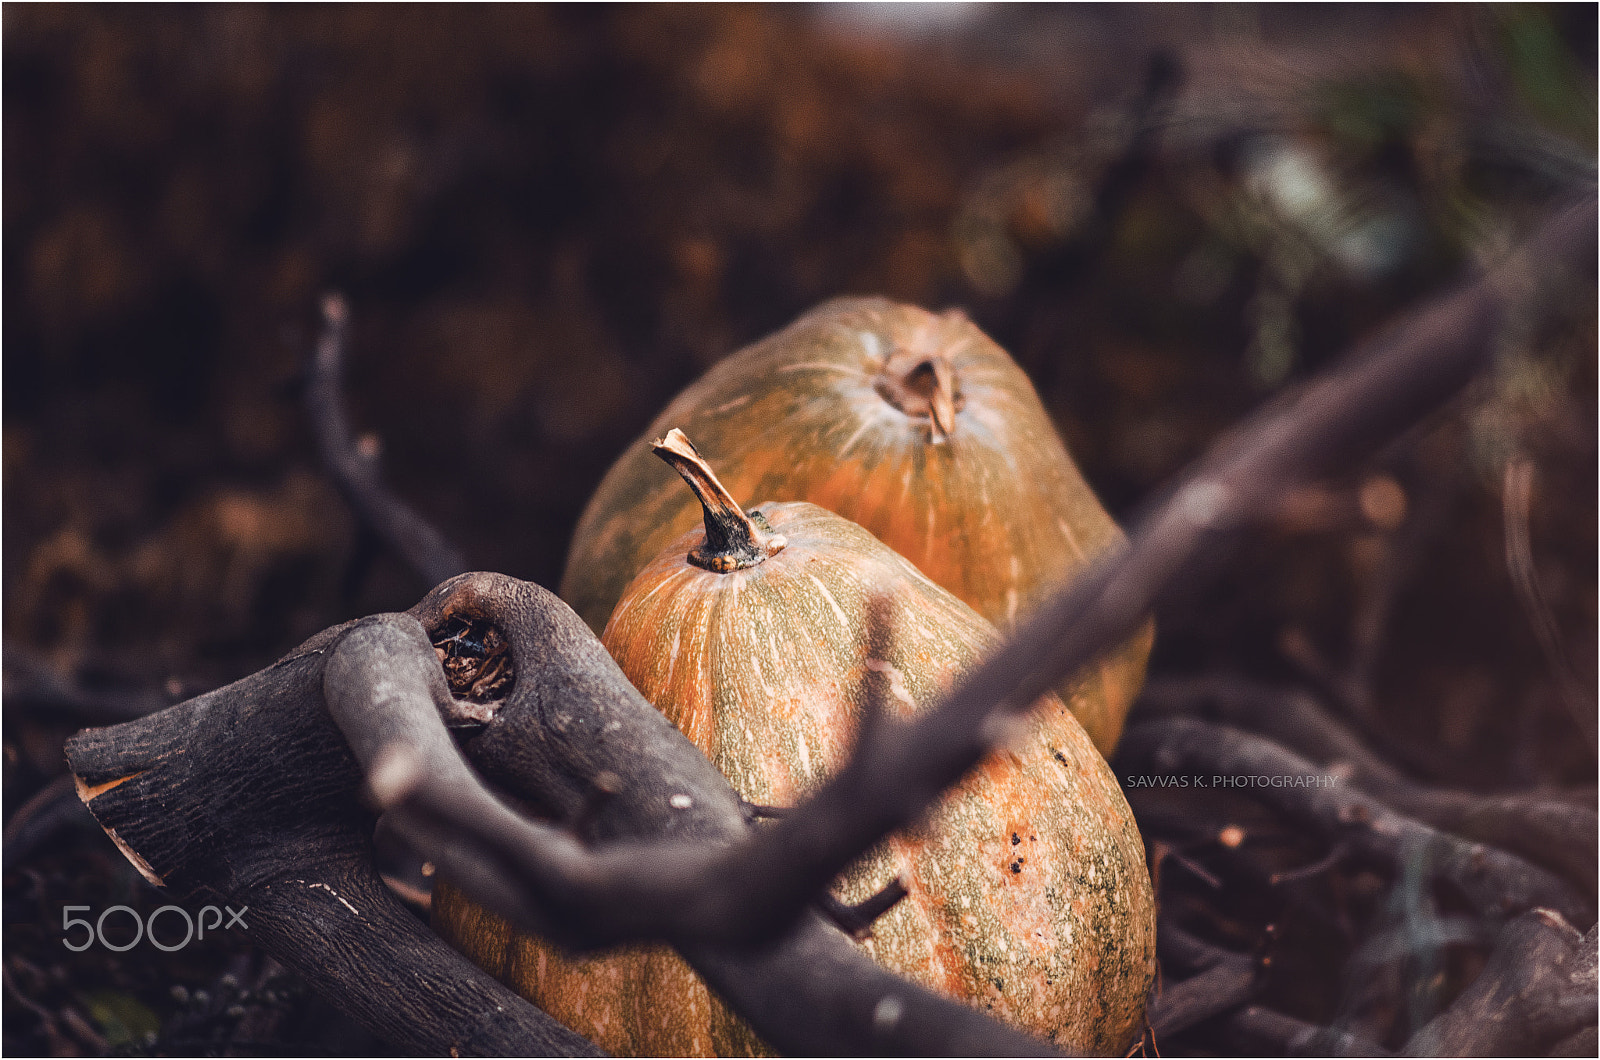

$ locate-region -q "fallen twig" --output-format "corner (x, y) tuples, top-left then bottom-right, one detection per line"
(1503, 457), (1597, 753)
(2, 644), (167, 724)
(1150, 953), (1258, 1038)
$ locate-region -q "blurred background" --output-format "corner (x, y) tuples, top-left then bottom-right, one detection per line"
(4, 5), (1594, 1055)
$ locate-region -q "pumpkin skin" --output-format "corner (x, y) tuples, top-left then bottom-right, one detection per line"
(560, 297), (1152, 753)
(445, 444), (1158, 1055)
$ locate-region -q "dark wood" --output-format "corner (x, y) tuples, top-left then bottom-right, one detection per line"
(1149, 955), (1258, 1038)
(1118, 717), (1593, 926)
(1226, 1007), (1393, 1056)
(306, 293), (468, 588)
(1144, 921), (1261, 1039)
(1139, 675), (1598, 893)
(1402, 910), (1597, 1057)
(4, 644), (166, 723)
(64, 625), (601, 1058)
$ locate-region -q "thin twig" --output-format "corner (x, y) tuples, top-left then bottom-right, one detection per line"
(3, 644), (167, 723)
(1148, 920), (1261, 1038)
(814, 879), (911, 940)
(1150, 955), (1258, 1038)
(306, 294), (468, 588)
(2, 774), (98, 865)
(1503, 456), (1597, 751)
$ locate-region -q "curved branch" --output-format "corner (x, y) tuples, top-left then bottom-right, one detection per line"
(1150, 954), (1259, 1038)
(63, 630), (597, 1057)
(1503, 457), (1597, 752)
(1227, 1007), (1392, 1057)
(3, 644), (166, 723)
(306, 293), (468, 587)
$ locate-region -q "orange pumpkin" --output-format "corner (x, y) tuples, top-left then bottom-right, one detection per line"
(560, 297), (1151, 754)
(438, 431), (1156, 1056)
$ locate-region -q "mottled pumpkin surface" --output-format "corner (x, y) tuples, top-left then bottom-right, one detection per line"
(463, 501), (1157, 1056)
(560, 296), (1152, 753)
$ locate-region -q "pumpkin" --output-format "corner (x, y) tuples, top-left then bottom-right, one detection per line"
(560, 297), (1152, 754)
(437, 430), (1157, 1056)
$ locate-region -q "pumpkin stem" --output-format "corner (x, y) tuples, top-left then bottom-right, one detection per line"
(874, 348), (959, 443)
(652, 429), (787, 572)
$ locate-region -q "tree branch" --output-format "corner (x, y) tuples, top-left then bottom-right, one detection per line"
(306, 293), (468, 587)
(1138, 675), (1598, 893)
(63, 623), (598, 1057)
(1503, 457), (1598, 752)
(1402, 909), (1596, 1056)
(1118, 715), (1591, 925)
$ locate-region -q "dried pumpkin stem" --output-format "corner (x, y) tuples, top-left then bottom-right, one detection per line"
(874, 348), (958, 442)
(653, 428), (786, 572)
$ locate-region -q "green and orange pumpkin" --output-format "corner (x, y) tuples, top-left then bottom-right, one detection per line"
(437, 430), (1157, 1056)
(560, 297), (1151, 754)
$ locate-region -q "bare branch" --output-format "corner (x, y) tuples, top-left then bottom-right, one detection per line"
(64, 622), (599, 1057)
(1117, 716), (1592, 925)
(1503, 457), (1597, 752)
(814, 879), (911, 940)
(1139, 675), (1598, 893)
(2, 774), (98, 866)
(3, 644), (166, 723)
(306, 293), (468, 587)
(1150, 953), (1258, 1038)
(1402, 909), (1597, 1056)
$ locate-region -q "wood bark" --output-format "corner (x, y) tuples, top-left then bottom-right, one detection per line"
(65, 626), (599, 1056)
